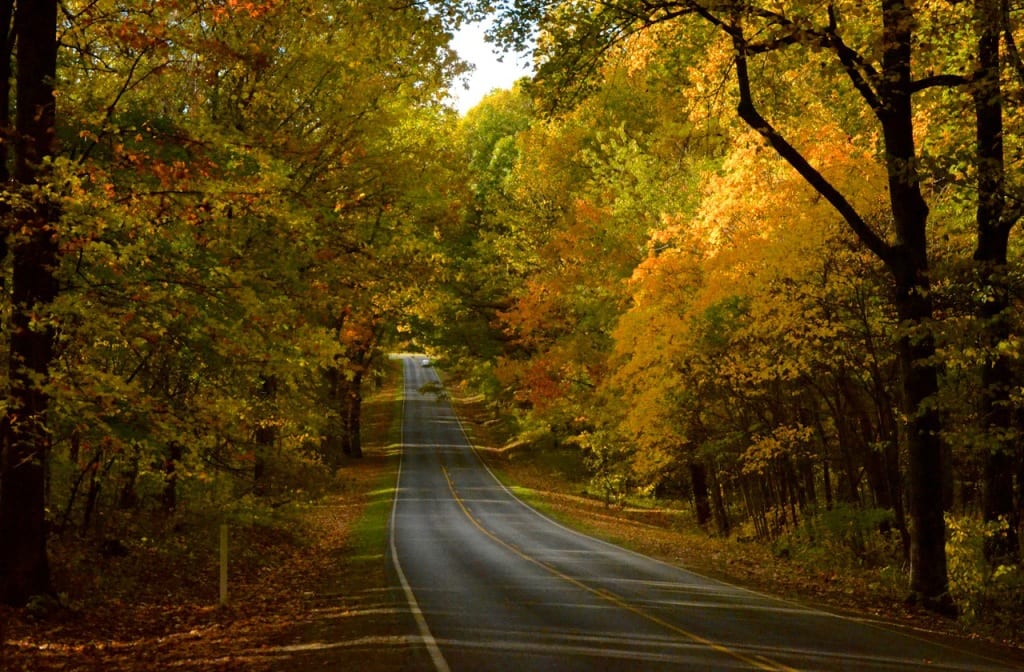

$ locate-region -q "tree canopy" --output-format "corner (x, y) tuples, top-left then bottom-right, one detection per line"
(2, 0), (1023, 625)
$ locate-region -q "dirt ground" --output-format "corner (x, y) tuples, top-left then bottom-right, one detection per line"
(0, 448), (430, 672)
(0, 371), (429, 672)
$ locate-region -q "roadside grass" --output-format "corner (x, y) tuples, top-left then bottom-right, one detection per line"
(454, 393), (1024, 659)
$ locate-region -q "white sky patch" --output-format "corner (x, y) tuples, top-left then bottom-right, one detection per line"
(448, 20), (533, 115)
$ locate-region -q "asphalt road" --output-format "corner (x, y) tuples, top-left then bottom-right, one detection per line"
(388, 355), (1022, 671)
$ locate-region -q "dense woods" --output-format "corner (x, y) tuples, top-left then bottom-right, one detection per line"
(1, 0), (1023, 636)
(424, 0), (1024, 620)
(0, 0), (466, 608)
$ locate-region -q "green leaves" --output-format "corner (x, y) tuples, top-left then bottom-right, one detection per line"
(29, 0), (467, 539)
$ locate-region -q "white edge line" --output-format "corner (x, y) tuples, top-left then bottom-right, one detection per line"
(389, 357), (452, 672)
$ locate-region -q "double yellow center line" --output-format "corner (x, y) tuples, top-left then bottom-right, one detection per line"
(441, 466), (798, 672)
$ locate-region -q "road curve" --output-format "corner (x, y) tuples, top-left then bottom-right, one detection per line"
(388, 355), (1022, 672)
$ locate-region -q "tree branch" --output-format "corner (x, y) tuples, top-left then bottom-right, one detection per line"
(910, 74), (970, 92)
(731, 28), (894, 266)
(1001, 0), (1024, 82)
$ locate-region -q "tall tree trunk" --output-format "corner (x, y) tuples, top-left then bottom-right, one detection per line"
(877, 0), (951, 610)
(727, 1), (953, 612)
(973, 0), (1020, 567)
(892, 276), (950, 612)
(0, 0), (59, 607)
(0, 0), (13, 273)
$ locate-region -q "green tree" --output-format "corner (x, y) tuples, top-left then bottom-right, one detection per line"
(4, 0), (466, 605)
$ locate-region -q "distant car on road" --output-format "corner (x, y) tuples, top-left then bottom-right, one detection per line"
(421, 358), (432, 367)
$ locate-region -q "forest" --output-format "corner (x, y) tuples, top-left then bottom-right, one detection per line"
(1, 0), (1023, 637)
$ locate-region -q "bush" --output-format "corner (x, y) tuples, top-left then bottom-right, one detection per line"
(772, 504), (902, 569)
(946, 515), (1024, 624)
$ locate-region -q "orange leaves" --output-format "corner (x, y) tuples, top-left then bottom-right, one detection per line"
(211, 0), (282, 23)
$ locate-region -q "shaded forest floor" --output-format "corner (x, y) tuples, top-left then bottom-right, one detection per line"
(0, 371), (426, 672)
(4, 369), (1022, 671)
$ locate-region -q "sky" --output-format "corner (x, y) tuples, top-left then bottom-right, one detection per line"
(447, 21), (533, 115)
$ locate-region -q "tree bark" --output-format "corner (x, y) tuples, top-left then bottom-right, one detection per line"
(342, 371), (364, 459)
(0, 0), (13, 272)
(688, 461), (712, 527)
(873, 0), (952, 613)
(0, 0), (59, 607)
(972, 0), (1020, 567)
(160, 443), (183, 514)
(253, 375), (279, 496)
(707, 461), (730, 536)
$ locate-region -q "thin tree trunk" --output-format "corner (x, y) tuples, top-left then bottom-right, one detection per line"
(161, 443), (183, 513)
(707, 462), (730, 536)
(344, 371), (364, 458)
(253, 375), (278, 496)
(321, 365), (345, 468)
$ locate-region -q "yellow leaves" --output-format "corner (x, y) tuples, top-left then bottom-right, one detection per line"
(741, 425), (815, 475)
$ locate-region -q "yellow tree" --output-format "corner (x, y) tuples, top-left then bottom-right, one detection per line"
(483, 0), (1024, 613)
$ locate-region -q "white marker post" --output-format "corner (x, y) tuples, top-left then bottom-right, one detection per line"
(219, 523), (229, 606)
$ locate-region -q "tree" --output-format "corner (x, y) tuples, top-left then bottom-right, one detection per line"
(970, 0), (1022, 566)
(4, 0), (466, 603)
(479, 0), (1024, 615)
(1, 0), (59, 607)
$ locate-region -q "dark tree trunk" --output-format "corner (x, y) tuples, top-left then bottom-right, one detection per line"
(0, 0), (59, 607)
(877, 1), (950, 609)
(892, 275), (950, 611)
(972, 0), (1020, 567)
(0, 0), (12, 271)
(823, 456), (833, 509)
(343, 371), (364, 459)
(81, 458), (114, 535)
(161, 443), (183, 513)
(707, 462), (730, 536)
(253, 375), (278, 496)
(322, 366), (344, 468)
(117, 448), (140, 511)
(688, 461), (712, 527)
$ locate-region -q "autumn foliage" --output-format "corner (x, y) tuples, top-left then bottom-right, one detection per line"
(1, 0), (1024, 643)
(1, 0), (465, 609)
(430, 0), (1024, 621)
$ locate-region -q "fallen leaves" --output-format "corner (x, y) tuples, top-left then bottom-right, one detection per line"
(1, 386), (418, 672)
